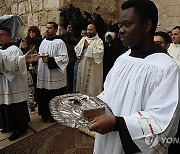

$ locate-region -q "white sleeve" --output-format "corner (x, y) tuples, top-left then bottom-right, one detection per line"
(0, 53), (27, 74)
(54, 41), (69, 73)
(123, 65), (180, 152)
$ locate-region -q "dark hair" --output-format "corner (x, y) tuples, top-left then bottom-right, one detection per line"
(21, 38), (27, 43)
(154, 31), (172, 44)
(167, 31), (172, 35)
(47, 21), (58, 29)
(28, 26), (41, 36)
(121, 0), (158, 36)
(172, 26), (180, 31)
(0, 27), (11, 35)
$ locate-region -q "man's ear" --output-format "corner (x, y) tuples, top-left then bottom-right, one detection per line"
(165, 43), (170, 49)
(143, 20), (152, 32)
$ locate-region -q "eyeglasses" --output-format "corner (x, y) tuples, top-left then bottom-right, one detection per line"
(154, 41), (165, 45)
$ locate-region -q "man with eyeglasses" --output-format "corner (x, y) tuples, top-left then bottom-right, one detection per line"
(0, 27), (36, 141)
(154, 31), (172, 50)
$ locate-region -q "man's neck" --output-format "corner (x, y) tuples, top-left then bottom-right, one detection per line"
(46, 35), (59, 40)
(0, 42), (13, 50)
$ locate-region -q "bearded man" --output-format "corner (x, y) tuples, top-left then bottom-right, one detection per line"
(75, 24), (104, 96)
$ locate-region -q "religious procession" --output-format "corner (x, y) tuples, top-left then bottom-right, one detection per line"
(0, 0), (180, 153)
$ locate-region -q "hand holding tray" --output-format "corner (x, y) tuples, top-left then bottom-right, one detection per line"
(49, 93), (112, 128)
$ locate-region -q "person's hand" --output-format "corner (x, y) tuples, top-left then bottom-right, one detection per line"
(25, 50), (40, 62)
(77, 56), (81, 63)
(83, 39), (89, 49)
(41, 56), (48, 63)
(89, 114), (116, 134)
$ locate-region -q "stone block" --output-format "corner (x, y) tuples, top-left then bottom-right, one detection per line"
(44, 0), (59, 11)
(20, 14), (28, 31)
(167, 5), (180, 17)
(18, 2), (27, 15)
(31, 0), (43, 12)
(27, 13), (33, 26)
(11, 3), (18, 14)
(0, 0), (5, 7)
(47, 11), (60, 24)
(32, 12), (39, 26)
(0, 7), (6, 16)
(5, 5), (12, 14)
(5, 0), (12, 5)
(169, 17), (180, 28)
(39, 12), (48, 26)
(12, 0), (19, 3)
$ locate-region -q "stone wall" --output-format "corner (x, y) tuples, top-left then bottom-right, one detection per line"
(152, 0), (180, 31)
(0, 0), (179, 36)
(0, 0), (61, 35)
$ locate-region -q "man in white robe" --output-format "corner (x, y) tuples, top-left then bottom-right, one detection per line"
(36, 22), (69, 121)
(0, 27), (30, 141)
(168, 26), (180, 67)
(89, 1), (180, 154)
(0, 50), (40, 74)
(75, 24), (104, 96)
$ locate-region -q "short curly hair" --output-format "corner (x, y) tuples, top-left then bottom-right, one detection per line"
(0, 27), (11, 35)
(121, 0), (158, 36)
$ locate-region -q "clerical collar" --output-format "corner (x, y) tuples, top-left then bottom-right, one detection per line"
(129, 43), (167, 58)
(46, 35), (60, 41)
(86, 34), (99, 40)
(0, 42), (14, 50)
(172, 43), (180, 47)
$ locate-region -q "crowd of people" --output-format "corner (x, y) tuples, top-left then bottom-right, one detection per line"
(0, 0), (180, 153)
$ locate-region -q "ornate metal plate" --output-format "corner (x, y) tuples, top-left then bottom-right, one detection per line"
(49, 93), (112, 128)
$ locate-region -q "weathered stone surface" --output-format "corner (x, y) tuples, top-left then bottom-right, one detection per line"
(47, 11), (60, 24)
(0, 0), (179, 33)
(20, 14), (28, 26)
(31, 12), (39, 26)
(31, 0), (43, 12)
(5, 6), (12, 15)
(152, 0), (180, 31)
(18, 1), (27, 15)
(44, 0), (59, 11)
(93, 0), (117, 17)
(5, 0), (12, 5)
(27, 13), (33, 26)
(167, 6), (180, 17)
(0, 0), (5, 7)
(39, 12), (48, 26)
(0, 6), (7, 15)
(12, 0), (20, 3)
(11, 3), (18, 14)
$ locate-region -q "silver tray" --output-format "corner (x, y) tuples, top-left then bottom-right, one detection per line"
(49, 93), (112, 128)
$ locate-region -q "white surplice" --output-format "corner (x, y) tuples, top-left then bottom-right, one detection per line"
(0, 45), (28, 105)
(75, 34), (104, 96)
(94, 50), (180, 154)
(37, 38), (69, 89)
